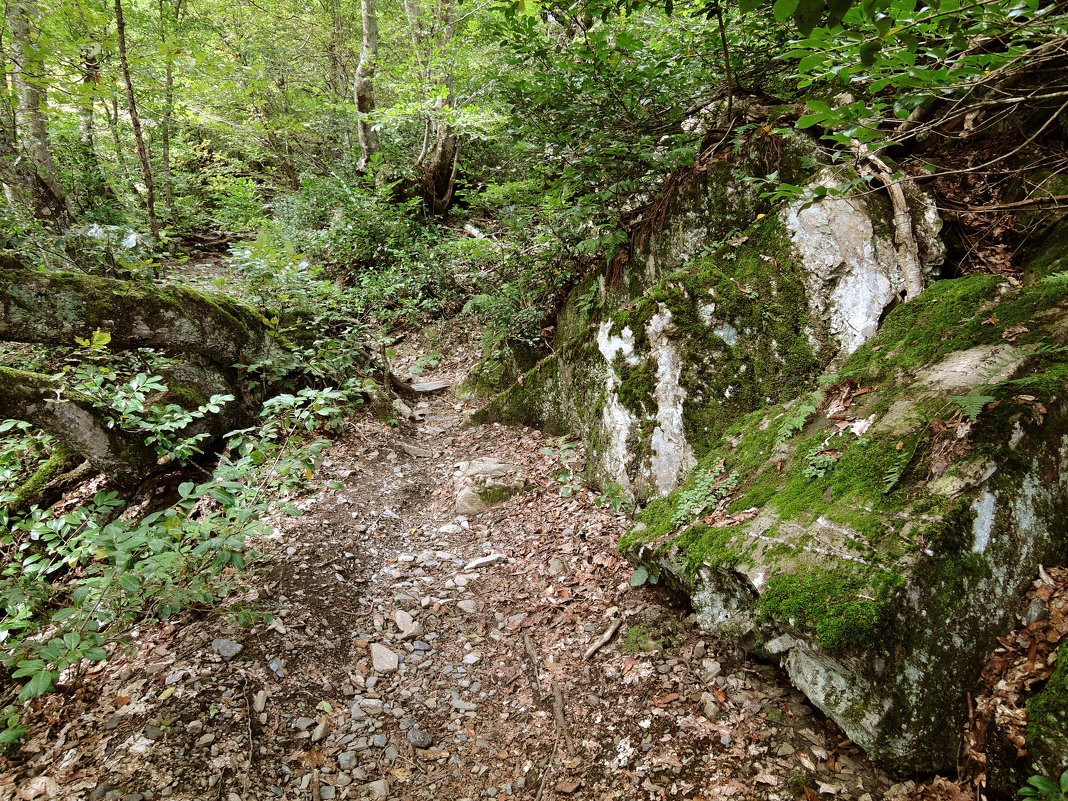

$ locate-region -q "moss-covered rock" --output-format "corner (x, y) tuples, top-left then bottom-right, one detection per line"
(474, 134), (944, 502)
(621, 263), (1068, 773)
(1027, 643), (1068, 777)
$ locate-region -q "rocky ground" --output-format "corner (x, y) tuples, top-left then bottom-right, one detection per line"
(0, 332), (1036, 801)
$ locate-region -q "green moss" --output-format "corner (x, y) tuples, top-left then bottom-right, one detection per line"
(757, 566), (902, 653)
(475, 483), (514, 506)
(1027, 645), (1068, 774)
(10, 443), (80, 512)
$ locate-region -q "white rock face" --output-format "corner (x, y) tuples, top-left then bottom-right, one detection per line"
(783, 174), (902, 355)
(647, 306), (695, 496)
(597, 322), (638, 365)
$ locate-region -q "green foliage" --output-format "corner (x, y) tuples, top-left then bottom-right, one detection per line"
(775, 390), (822, 444)
(1019, 772), (1068, 801)
(68, 365), (232, 464)
(670, 461), (739, 528)
(630, 564), (661, 586)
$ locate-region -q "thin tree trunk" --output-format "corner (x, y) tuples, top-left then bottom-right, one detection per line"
(105, 91), (140, 198)
(6, 0), (69, 216)
(115, 0), (160, 241)
(419, 0), (459, 214)
(353, 0), (381, 172)
(158, 0), (182, 224)
(0, 125), (75, 233)
(77, 48), (115, 210)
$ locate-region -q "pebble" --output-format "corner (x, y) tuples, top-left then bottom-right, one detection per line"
(408, 729), (432, 748)
(370, 643), (400, 674)
(366, 779), (388, 799)
(338, 752), (358, 771)
(457, 600), (477, 614)
(462, 652), (481, 665)
(210, 639), (243, 661)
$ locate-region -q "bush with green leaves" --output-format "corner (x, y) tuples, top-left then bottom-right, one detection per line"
(1020, 771), (1068, 801)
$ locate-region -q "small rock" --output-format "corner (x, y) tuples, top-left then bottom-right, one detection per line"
(462, 652), (481, 666)
(185, 720), (204, 736)
(253, 690), (267, 713)
(311, 720), (330, 742)
(196, 733), (215, 747)
(361, 699), (385, 716)
(438, 523), (463, 535)
(407, 729), (432, 748)
(370, 643), (399, 674)
(268, 657), (285, 677)
(338, 751), (358, 771)
(457, 600), (478, 614)
(320, 787), (336, 800)
(464, 554), (508, 571)
(293, 717), (316, 731)
(547, 557), (567, 576)
(365, 779), (388, 799)
(1023, 597), (1049, 625)
(145, 725), (164, 740)
(400, 443), (433, 458)
(211, 639), (243, 661)
(395, 610), (415, 633)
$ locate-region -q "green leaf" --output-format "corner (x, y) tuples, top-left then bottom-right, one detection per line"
(772, 0), (799, 22)
(83, 647), (108, 661)
(630, 566), (650, 586)
(858, 40), (882, 66)
(20, 670), (55, 700)
(738, 0), (763, 12)
(793, 0), (824, 36)
(825, 0), (853, 26)
(0, 725), (26, 744)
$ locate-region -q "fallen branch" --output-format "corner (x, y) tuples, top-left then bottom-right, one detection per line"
(583, 618), (622, 660)
(523, 633), (543, 699)
(854, 146), (926, 300)
(551, 680), (575, 756)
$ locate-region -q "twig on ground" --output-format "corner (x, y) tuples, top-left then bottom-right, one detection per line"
(523, 633), (543, 698)
(552, 680), (575, 756)
(583, 618), (622, 660)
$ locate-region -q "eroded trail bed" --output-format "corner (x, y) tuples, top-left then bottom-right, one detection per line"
(2, 354), (901, 801)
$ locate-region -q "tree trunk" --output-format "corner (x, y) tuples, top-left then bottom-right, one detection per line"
(0, 125), (76, 233)
(418, 0), (459, 214)
(158, 0), (183, 224)
(115, 0), (160, 241)
(0, 258), (282, 370)
(77, 47), (116, 211)
(6, 0), (70, 218)
(353, 0), (381, 172)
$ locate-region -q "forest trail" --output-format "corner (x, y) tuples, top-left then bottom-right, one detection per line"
(4, 337), (900, 801)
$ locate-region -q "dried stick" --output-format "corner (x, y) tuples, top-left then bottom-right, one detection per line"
(523, 633), (543, 698)
(583, 618), (622, 660)
(551, 680), (574, 756)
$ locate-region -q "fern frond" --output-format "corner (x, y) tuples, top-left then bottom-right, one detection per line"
(949, 394), (996, 421)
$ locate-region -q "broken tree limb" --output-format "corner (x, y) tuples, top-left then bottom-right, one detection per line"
(853, 147), (926, 301)
(583, 618), (622, 660)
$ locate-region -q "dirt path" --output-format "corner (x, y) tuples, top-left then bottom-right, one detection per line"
(1, 340), (902, 801)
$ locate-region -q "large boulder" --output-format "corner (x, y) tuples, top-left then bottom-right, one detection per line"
(475, 131), (944, 502)
(621, 258), (1068, 772)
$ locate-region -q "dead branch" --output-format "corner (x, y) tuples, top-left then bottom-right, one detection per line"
(551, 680), (575, 756)
(583, 618), (622, 660)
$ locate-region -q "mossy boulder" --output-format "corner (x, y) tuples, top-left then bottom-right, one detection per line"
(474, 138), (944, 502)
(621, 265), (1068, 773)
